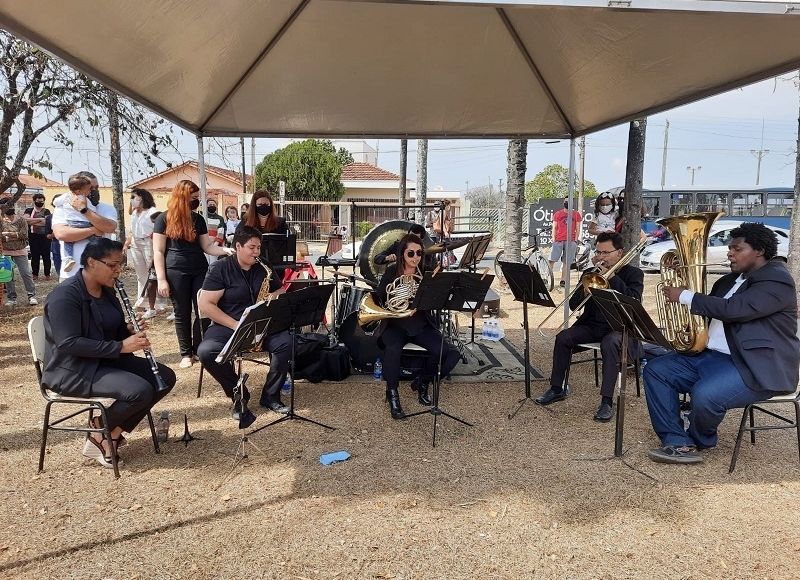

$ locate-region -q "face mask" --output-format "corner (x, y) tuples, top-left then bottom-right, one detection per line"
(130, 198), (141, 208)
(599, 205), (612, 214)
(208, 206), (217, 213)
(190, 198), (200, 210)
(4, 208), (15, 216)
(34, 201), (44, 208)
(88, 189), (100, 206)
(256, 204), (272, 216)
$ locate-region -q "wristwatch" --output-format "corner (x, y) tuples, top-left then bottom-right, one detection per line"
(80, 207), (89, 214)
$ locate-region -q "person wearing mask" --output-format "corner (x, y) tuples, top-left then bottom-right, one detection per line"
(239, 191), (288, 235)
(240, 203), (250, 218)
(41, 237), (176, 468)
(588, 192), (617, 237)
(204, 199), (226, 263)
(0, 200), (37, 305)
(153, 180), (234, 369)
(51, 171), (117, 281)
(549, 197), (583, 287)
(122, 188), (163, 319)
(425, 201), (444, 242)
(23, 192), (52, 281)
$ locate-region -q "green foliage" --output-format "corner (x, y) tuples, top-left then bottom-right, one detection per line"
(254, 139), (354, 202)
(524, 164), (598, 203)
(356, 221), (372, 238)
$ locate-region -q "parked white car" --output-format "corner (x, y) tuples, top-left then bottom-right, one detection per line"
(639, 220), (789, 273)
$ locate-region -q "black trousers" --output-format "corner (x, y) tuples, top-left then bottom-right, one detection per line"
(29, 233), (51, 277)
(197, 324), (292, 405)
(91, 354), (176, 432)
(381, 322), (460, 391)
(549, 323), (639, 398)
(165, 267), (206, 357)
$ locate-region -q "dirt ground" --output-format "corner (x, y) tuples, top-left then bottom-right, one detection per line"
(1, 266), (799, 580)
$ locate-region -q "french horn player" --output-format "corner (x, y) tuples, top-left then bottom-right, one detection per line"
(373, 233), (460, 420)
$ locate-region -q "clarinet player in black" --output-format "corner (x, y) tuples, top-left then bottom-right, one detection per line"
(41, 238), (176, 469)
(376, 233), (460, 420)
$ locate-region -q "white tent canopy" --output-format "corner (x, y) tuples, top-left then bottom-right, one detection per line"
(1, 0), (800, 138)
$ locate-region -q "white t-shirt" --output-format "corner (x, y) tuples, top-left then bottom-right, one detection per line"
(131, 206), (158, 239)
(53, 201), (118, 280)
(590, 210), (618, 234)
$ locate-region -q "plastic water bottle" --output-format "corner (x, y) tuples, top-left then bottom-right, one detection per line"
(640, 358), (648, 378)
(156, 410), (170, 443)
(373, 357), (383, 380)
(482, 320), (488, 341)
(489, 319), (498, 341)
(282, 374), (291, 393)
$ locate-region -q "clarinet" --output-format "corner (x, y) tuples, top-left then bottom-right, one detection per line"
(114, 280), (170, 393)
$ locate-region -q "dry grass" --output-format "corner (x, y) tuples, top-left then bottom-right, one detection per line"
(1, 268), (799, 580)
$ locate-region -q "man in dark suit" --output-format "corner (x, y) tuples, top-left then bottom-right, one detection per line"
(535, 231), (644, 422)
(645, 222), (799, 464)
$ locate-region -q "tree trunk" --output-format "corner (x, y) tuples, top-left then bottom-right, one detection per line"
(416, 139), (428, 226)
(504, 139), (527, 262)
(398, 139), (407, 219)
(623, 118), (647, 261)
(106, 89), (125, 241)
(789, 79), (800, 316)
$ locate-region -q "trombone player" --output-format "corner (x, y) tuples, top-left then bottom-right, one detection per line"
(535, 232), (644, 422)
(644, 222), (799, 464)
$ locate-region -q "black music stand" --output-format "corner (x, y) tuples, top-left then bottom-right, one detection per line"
(499, 261), (556, 420)
(589, 288), (672, 457)
(404, 270), (493, 446)
(248, 283), (336, 435)
(262, 232), (297, 268)
(457, 234), (492, 271)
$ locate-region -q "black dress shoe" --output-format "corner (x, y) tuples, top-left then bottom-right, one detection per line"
(593, 402), (613, 423)
(262, 400), (290, 414)
(535, 388), (566, 406)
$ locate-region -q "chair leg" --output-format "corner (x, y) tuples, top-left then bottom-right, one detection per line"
(563, 355), (572, 391)
(96, 406), (120, 479)
(197, 364), (204, 398)
(634, 359), (641, 397)
(795, 402), (800, 466)
(729, 406), (750, 473)
(146, 411), (161, 454)
(39, 402), (53, 473)
(749, 406), (756, 445)
(592, 353), (600, 390)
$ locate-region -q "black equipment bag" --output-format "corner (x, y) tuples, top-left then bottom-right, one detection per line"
(293, 333), (327, 383)
(321, 345), (351, 381)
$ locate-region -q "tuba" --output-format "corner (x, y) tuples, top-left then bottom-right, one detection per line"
(357, 271), (422, 327)
(654, 211), (722, 355)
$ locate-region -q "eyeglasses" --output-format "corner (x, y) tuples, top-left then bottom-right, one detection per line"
(97, 259), (122, 270)
(595, 250), (620, 257)
(406, 250), (423, 258)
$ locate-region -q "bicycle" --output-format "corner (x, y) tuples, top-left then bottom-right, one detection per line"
(494, 230), (554, 291)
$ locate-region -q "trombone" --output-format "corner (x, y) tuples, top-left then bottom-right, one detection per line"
(536, 237), (650, 338)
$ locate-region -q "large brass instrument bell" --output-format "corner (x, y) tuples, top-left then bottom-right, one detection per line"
(654, 211), (722, 355)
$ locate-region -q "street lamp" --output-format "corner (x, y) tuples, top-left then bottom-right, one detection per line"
(686, 166), (701, 186)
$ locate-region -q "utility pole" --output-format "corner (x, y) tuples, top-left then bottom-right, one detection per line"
(498, 178), (503, 193)
(240, 137), (246, 193)
(750, 120), (769, 186)
(661, 119), (669, 188)
(686, 166), (701, 185)
(578, 135), (586, 214)
(416, 139), (428, 225)
(250, 138), (256, 193)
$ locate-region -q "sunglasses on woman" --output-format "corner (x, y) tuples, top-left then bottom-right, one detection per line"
(406, 249), (423, 258)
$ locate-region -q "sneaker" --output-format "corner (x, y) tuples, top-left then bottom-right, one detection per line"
(179, 357), (193, 369)
(142, 309), (157, 319)
(647, 445), (703, 465)
(28, 296), (38, 306)
(5, 299), (16, 307)
(63, 257), (76, 272)
(32, 275), (39, 280)
(166, 312), (176, 321)
(44, 275), (52, 281)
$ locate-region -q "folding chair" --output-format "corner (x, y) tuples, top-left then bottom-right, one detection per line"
(729, 389), (800, 473)
(28, 316), (160, 478)
(563, 342), (641, 397)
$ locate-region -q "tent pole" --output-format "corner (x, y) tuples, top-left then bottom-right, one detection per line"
(562, 138), (576, 324)
(197, 135), (208, 220)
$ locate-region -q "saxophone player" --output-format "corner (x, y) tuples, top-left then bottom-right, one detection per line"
(376, 233), (460, 420)
(197, 226), (292, 416)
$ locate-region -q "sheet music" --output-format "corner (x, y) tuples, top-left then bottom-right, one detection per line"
(215, 299), (270, 363)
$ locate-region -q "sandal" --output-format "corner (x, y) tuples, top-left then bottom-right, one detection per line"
(82, 435), (124, 468)
(89, 417), (126, 447)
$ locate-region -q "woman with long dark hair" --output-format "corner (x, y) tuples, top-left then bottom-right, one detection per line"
(240, 190), (289, 234)
(123, 188), (162, 318)
(153, 180), (234, 368)
(376, 233), (460, 420)
(42, 237), (176, 468)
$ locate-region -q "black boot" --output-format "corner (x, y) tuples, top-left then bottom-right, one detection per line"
(386, 388), (405, 420)
(411, 376), (432, 406)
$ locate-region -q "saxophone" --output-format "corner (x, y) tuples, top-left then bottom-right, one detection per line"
(250, 257), (274, 352)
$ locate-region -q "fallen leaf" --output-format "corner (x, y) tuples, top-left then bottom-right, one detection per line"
(220, 495), (231, 502)
(129, 504), (142, 511)
(488, 510), (498, 518)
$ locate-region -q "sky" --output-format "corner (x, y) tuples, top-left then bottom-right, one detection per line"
(26, 74), (800, 196)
